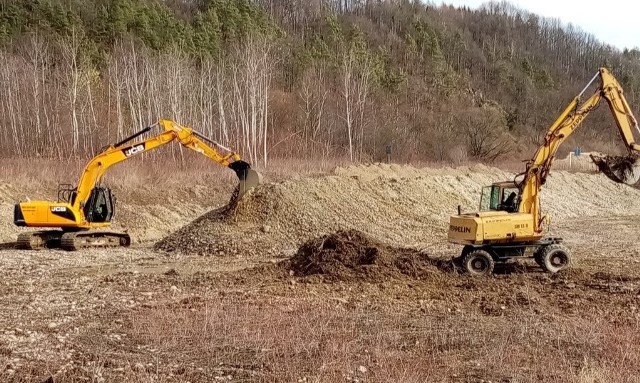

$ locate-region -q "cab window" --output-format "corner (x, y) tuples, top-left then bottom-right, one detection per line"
(480, 185), (518, 212)
(480, 186), (501, 211)
(499, 187), (520, 212)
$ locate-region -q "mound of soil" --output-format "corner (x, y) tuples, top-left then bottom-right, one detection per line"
(288, 230), (444, 282)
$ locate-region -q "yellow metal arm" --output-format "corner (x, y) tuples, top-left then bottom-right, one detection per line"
(600, 69), (640, 151)
(72, 119), (246, 212)
(518, 68), (640, 233)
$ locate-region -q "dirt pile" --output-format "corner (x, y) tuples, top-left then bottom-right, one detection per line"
(155, 164), (502, 256)
(155, 163), (640, 257)
(287, 230), (443, 282)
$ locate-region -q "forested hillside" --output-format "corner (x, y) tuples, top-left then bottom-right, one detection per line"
(1, 0), (639, 165)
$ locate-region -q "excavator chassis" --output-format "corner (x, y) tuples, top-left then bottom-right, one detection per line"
(12, 119), (259, 252)
(17, 230), (131, 251)
(455, 238), (571, 276)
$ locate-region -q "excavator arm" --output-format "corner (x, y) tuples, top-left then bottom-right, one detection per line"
(518, 68), (640, 232)
(72, 119), (259, 212)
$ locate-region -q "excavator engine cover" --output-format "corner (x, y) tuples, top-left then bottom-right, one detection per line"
(590, 153), (640, 185)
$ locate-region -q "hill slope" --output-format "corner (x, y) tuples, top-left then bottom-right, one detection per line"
(0, 0), (638, 164)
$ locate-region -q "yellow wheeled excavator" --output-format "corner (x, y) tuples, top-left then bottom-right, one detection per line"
(448, 67), (640, 275)
(13, 119), (260, 251)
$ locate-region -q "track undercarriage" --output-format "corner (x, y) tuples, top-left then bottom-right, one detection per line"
(17, 230), (131, 251)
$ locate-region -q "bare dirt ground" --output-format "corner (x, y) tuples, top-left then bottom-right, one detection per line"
(1, 164), (640, 382)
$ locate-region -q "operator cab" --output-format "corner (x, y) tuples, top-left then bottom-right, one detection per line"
(479, 182), (520, 213)
(84, 187), (116, 223)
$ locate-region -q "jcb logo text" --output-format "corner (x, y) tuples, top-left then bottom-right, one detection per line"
(123, 144), (145, 157)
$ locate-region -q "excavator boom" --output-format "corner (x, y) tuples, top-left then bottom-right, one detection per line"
(586, 68), (640, 184)
(71, 119), (259, 211)
(516, 67), (640, 232)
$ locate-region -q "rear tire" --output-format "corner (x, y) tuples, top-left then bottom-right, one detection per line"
(453, 245), (474, 267)
(462, 250), (495, 276)
(538, 244), (571, 273)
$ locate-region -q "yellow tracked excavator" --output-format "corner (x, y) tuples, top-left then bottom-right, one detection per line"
(449, 67), (640, 275)
(13, 119), (260, 250)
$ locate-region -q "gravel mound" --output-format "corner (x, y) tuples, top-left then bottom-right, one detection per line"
(155, 163), (640, 256)
(288, 230), (443, 282)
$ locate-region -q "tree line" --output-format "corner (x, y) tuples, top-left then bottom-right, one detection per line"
(1, 0), (639, 166)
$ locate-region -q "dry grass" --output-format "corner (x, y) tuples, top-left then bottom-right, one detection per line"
(3, 156), (638, 383)
(0, 154), (602, 200)
(128, 296), (640, 382)
(0, 156), (346, 193)
(0, 156), (232, 189)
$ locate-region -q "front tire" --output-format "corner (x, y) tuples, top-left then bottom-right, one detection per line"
(538, 244), (571, 273)
(462, 250), (495, 276)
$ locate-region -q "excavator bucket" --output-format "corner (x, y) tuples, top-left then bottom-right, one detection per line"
(590, 153), (640, 185)
(229, 160), (261, 198)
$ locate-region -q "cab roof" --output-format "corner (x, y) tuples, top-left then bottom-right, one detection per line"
(491, 181), (518, 188)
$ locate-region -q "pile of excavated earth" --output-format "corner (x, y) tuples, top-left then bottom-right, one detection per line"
(155, 163), (640, 257)
(285, 229), (449, 282)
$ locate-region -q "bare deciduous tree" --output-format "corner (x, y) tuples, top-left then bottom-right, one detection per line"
(339, 41), (374, 162)
(457, 107), (514, 161)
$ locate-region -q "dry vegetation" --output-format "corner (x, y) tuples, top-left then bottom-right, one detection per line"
(1, 162), (640, 382)
(3, 0), (640, 167)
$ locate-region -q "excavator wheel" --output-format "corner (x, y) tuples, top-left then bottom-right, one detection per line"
(537, 244), (571, 273)
(453, 245), (474, 269)
(591, 154), (640, 185)
(462, 249), (495, 276)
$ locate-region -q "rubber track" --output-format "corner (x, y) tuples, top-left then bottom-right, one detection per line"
(61, 231), (131, 251)
(16, 231), (64, 250)
(16, 232), (37, 250)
